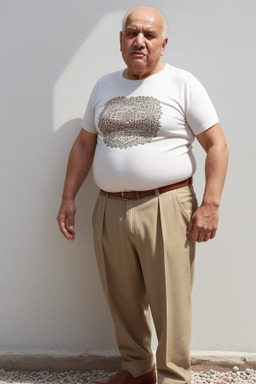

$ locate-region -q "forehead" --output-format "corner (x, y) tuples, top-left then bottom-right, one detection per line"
(125, 9), (163, 31)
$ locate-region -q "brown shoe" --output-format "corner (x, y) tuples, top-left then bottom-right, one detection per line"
(99, 365), (156, 384)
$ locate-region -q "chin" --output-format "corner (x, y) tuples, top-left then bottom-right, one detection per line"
(130, 60), (147, 68)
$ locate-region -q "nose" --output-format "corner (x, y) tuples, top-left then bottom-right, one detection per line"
(134, 33), (145, 49)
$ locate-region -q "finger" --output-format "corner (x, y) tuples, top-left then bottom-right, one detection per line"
(65, 216), (76, 239)
(187, 217), (195, 235)
(210, 230), (217, 239)
(58, 217), (73, 240)
(66, 218), (75, 233)
(57, 213), (75, 240)
(197, 228), (211, 242)
(190, 226), (205, 243)
(197, 228), (216, 242)
(189, 228), (199, 243)
(202, 233), (211, 242)
(196, 232), (205, 243)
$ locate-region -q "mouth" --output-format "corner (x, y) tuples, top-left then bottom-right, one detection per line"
(132, 51), (146, 57)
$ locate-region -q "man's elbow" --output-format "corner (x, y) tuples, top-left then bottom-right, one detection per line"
(222, 141), (229, 159)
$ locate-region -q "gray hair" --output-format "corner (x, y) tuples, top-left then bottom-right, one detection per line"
(121, 6), (169, 40)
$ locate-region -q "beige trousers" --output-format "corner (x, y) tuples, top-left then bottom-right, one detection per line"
(92, 185), (198, 384)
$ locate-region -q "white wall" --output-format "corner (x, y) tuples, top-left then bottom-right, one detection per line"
(1, 0), (255, 357)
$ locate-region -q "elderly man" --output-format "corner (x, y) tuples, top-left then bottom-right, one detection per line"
(57, 6), (228, 384)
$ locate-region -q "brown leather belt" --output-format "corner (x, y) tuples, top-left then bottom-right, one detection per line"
(101, 178), (191, 200)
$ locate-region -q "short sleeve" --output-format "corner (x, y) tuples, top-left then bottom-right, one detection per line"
(185, 74), (219, 136)
(81, 91), (97, 134)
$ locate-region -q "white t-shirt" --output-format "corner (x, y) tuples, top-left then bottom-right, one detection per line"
(82, 64), (219, 192)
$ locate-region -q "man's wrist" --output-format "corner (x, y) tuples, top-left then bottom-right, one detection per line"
(61, 193), (76, 202)
(201, 198), (220, 209)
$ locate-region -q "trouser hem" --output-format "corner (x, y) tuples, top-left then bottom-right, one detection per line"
(122, 357), (155, 377)
(158, 372), (191, 384)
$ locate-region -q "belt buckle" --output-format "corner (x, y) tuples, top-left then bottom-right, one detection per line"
(121, 191), (128, 200)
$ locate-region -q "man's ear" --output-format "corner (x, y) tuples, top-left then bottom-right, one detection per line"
(120, 31), (123, 51)
(161, 38), (168, 56)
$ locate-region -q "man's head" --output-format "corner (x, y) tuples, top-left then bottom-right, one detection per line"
(120, 7), (168, 80)
(122, 7), (169, 40)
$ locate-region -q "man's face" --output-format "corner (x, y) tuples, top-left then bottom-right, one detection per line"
(120, 9), (168, 79)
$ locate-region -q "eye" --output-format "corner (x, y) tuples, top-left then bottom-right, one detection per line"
(126, 31), (137, 38)
(145, 33), (155, 39)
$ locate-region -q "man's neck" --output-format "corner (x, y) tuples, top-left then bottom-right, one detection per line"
(123, 62), (165, 80)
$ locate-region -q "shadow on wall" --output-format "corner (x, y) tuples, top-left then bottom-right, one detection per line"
(1, 0), (154, 351)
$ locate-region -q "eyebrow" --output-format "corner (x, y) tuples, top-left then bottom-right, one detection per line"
(125, 25), (157, 34)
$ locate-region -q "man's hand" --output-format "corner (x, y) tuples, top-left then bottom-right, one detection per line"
(56, 129), (97, 241)
(189, 123), (228, 243)
(187, 204), (219, 243)
(57, 199), (76, 240)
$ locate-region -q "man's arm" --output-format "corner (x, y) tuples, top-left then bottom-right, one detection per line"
(57, 129), (97, 240)
(187, 123), (229, 243)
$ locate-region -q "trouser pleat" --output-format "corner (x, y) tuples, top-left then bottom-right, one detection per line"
(92, 194), (153, 377)
(92, 186), (197, 383)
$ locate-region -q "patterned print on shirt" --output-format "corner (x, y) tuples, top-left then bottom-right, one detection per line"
(98, 96), (162, 149)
